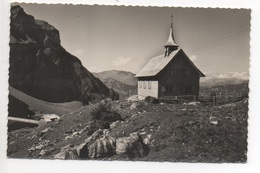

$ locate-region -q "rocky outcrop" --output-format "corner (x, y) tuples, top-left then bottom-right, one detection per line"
(10, 5), (109, 104)
(116, 133), (149, 158)
(54, 129), (116, 159)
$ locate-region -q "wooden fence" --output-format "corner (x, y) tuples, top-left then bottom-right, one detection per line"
(199, 89), (248, 105)
(159, 89), (248, 105)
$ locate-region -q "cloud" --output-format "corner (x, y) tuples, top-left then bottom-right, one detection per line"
(113, 57), (132, 66)
(74, 49), (83, 56)
(190, 55), (197, 62)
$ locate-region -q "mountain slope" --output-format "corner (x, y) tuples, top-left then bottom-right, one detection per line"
(93, 70), (138, 98)
(9, 86), (83, 117)
(93, 70), (138, 86)
(102, 78), (137, 99)
(8, 86), (83, 131)
(10, 5), (109, 104)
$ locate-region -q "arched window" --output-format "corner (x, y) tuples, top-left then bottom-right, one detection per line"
(139, 81), (142, 89)
(148, 81), (152, 89)
(143, 81), (147, 89)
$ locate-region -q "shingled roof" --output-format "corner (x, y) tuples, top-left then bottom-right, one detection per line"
(135, 48), (205, 78)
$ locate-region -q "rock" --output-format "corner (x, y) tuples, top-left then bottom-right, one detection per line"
(139, 131), (146, 135)
(209, 116), (219, 125)
(85, 129), (103, 142)
(220, 103), (237, 107)
(74, 129), (116, 159)
(41, 127), (52, 134)
(144, 96), (159, 104)
(39, 150), (46, 156)
(75, 143), (89, 159)
(54, 145), (78, 160)
(183, 101), (200, 106)
(42, 114), (60, 123)
(28, 140), (50, 152)
(116, 133), (148, 158)
(110, 120), (119, 129)
(127, 95), (139, 101)
(130, 103), (137, 109)
(143, 134), (152, 145)
(88, 135), (116, 159)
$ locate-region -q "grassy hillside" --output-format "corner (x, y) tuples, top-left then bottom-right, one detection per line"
(8, 83), (248, 162)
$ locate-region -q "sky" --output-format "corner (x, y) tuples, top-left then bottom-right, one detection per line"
(14, 3), (250, 77)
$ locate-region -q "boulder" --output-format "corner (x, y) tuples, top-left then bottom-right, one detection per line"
(88, 135), (116, 158)
(75, 129), (116, 159)
(144, 96), (159, 104)
(42, 114), (60, 123)
(54, 145), (78, 160)
(116, 133), (148, 158)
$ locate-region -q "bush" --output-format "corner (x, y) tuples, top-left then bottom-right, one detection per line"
(144, 96), (159, 104)
(90, 100), (122, 129)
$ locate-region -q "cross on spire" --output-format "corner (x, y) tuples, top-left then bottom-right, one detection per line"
(164, 14), (178, 57)
(170, 14), (174, 24)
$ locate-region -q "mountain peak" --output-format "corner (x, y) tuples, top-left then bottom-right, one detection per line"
(10, 5), (109, 104)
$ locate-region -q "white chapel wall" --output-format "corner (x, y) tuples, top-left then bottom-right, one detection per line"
(138, 80), (159, 98)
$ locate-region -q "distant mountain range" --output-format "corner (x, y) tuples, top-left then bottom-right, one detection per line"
(93, 70), (249, 97)
(10, 5), (109, 104)
(93, 70), (137, 99)
(93, 70), (138, 86)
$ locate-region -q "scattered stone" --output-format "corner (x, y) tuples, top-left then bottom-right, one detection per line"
(42, 114), (60, 123)
(110, 121), (119, 129)
(39, 150), (46, 156)
(139, 131), (146, 135)
(78, 126), (89, 134)
(41, 127), (52, 134)
(183, 101), (200, 106)
(209, 116), (219, 125)
(143, 134), (152, 145)
(28, 140), (50, 153)
(130, 103), (137, 109)
(103, 129), (110, 135)
(219, 103), (237, 108)
(127, 95), (139, 101)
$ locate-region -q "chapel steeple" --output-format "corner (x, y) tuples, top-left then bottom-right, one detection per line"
(164, 14), (179, 57)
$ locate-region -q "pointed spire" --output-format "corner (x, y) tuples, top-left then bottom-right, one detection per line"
(164, 14), (179, 57)
(165, 23), (178, 47)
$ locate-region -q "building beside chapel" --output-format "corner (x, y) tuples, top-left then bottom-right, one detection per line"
(135, 18), (205, 99)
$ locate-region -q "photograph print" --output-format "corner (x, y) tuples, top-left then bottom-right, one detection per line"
(8, 3), (250, 162)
